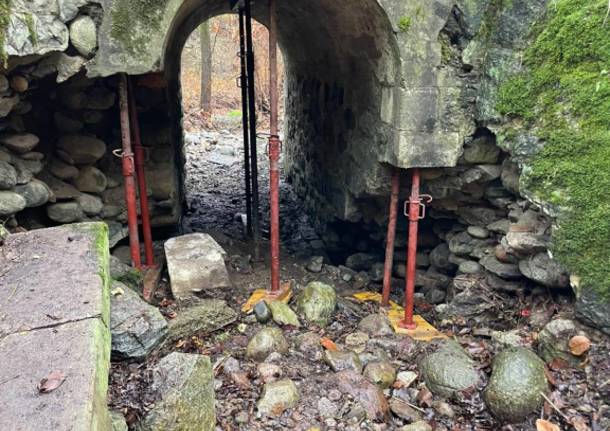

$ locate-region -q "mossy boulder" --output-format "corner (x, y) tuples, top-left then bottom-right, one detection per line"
(419, 340), (481, 398)
(484, 348), (548, 423)
(537, 319), (580, 366)
(166, 299), (237, 346)
(138, 353), (215, 431)
(296, 281), (336, 326)
(257, 379), (300, 416)
(267, 300), (300, 327)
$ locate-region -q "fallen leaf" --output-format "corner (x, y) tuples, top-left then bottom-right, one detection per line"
(536, 419), (560, 431)
(569, 416), (591, 431)
(548, 357), (569, 370)
(416, 387), (433, 407)
(569, 335), (591, 356)
(37, 370), (65, 393)
(320, 337), (337, 351)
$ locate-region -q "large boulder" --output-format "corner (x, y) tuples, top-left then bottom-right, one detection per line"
(296, 281), (336, 326)
(164, 233), (231, 300)
(110, 282), (168, 360)
(257, 379), (300, 416)
(139, 353), (215, 431)
(166, 299), (237, 345)
(484, 348), (548, 423)
(419, 339), (481, 398)
(246, 327), (289, 361)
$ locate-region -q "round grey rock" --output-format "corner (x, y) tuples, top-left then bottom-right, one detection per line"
(0, 160), (17, 189)
(0, 133), (39, 154)
(257, 379), (299, 416)
(484, 347), (548, 423)
(74, 166), (107, 193)
(0, 191), (26, 216)
(77, 193), (104, 216)
(419, 339), (481, 398)
(13, 179), (51, 207)
(47, 201), (84, 223)
(57, 135), (106, 164)
(246, 327), (288, 361)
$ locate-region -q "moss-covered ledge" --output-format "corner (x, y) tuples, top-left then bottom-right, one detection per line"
(495, 0), (610, 332)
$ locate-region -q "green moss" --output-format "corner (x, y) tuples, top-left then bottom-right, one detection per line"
(23, 12), (37, 46)
(397, 16), (412, 33)
(110, 0), (170, 57)
(497, 0), (610, 297)
(0, 0), (11, 68)
(116, 269), (143, 289)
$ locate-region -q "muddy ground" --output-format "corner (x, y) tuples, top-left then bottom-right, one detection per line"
(108, 127), (610, 431)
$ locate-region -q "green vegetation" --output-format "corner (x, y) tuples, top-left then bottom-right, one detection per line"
(228, 109), (242, 118)
(497, 0), (610, 297)
(110, 0), (170, 57)
(0, 0), (11, 67)
(397, 16), (412, 33)
(24, 12), (36, 46)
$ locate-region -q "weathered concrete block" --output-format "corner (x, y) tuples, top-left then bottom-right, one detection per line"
(164, 233), (231, 299)
(0, 222), (111, 431)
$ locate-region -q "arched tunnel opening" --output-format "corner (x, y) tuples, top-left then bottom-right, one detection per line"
(159, 0), (403, 263)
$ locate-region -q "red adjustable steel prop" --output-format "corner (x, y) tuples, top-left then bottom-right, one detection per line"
(118, 74), (142, 270)
(399, 168), (432, 329)
(127, 77), (155, 268)
(268, 0), (281, 292)
(381, 169), (400, 306)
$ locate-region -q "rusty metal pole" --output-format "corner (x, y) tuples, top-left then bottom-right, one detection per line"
(381, 168), (400, 306)
(268, 0), (281, 292)
(127, 77), (155, 268)
(244, 0), (261, 260)
(400, 168), (422, 329)
(118, 74), (142, 270)
(238, 8), (253, 236)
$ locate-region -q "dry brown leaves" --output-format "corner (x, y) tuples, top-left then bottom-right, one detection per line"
(569, 335), (591, 356)
(37, 370), (65, 393)
(536, 419), (560, 431)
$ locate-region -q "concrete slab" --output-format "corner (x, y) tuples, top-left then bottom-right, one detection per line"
(0, 222), (111, 431)
(0, 319), (111, 431)
(0, 223), (110, 337)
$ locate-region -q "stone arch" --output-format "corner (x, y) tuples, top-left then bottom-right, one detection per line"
(160, 0), (402, 222)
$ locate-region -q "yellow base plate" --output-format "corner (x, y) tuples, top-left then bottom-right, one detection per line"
(352, 291), (446, 341)
(242, 285), (292, 313)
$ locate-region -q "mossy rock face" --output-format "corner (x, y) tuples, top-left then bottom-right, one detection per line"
(296, 282), (337, 327)
(496, 0), (610, 330)
(484, 348), (548, 423)
(267, 300), (300, 327)
(139, 352), (215, 431)
(419, 340), (481, 398)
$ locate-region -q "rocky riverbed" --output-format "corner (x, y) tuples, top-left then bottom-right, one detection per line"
(106, 129), (610, 431)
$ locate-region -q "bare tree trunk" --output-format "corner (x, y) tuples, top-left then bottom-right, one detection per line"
(200, 21), (212, 113)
